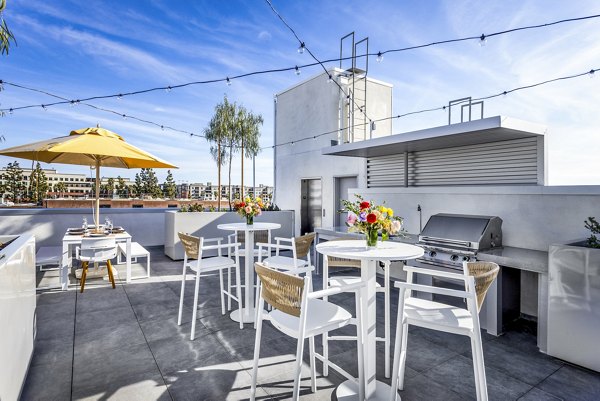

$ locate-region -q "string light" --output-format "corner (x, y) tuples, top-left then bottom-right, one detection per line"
(264, 0), (375, 125)
(8, 108), (13, 114)
(327, 74), (333, 83)
(590, 69), (595, 79)
(1, 13), (598, 114)
(258, 66), (600, 150)
(226, 77), (232, 86)
(0, 81), (205, 139)
(41, 104), (47, 111)
(295, 66), (300, 76)
(479, 34), (487, 46)
(298, 42), (305, 54)
(117, 94), (123, 100)
(376, 51), (383, 62)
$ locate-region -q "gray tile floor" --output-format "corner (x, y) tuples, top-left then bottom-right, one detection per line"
(23, 247), (600, 401)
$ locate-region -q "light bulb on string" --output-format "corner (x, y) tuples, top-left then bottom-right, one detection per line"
(117, 94), (123, 100)
(226, 77), (232, 86)
(502, 91), (507, 97)
(41, 105), (47, 111)
(589, 69), (596, 79)
(376, 52), (383, 62)
(165, 86), (172, 93)
(122, 114), (127, 120)
(327, 74), (333, 83)
(8, 108), (13, 115)
(295, 66), (301, 76)
(298, 42), (305, 54)
(479, 34), (487, 47)
(160, 125), (165, 131)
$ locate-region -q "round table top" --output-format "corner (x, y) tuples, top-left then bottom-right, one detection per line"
(316, 239), (424, 261)
(217, 222), (281, 232)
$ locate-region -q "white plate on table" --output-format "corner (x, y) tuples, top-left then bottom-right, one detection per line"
(89, 233), (108, 237)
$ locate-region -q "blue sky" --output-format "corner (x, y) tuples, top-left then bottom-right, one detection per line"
(1, 0), (599, 185)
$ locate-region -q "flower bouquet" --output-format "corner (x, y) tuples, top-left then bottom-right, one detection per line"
(233, 196), (265, 225)
(341, 194), (404, 247)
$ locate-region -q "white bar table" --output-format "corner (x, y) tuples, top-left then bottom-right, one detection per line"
(316, 239), (424, 401)
(217, 222), (281, 324)
(61, 231), (132, 290)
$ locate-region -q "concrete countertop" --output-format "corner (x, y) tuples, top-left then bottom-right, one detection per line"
(316, 226), (548, 274)
(478, 246), (548, 274)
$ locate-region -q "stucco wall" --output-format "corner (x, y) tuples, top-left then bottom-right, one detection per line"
(274, 70), (392, 234)
(355, 186), (600, 252)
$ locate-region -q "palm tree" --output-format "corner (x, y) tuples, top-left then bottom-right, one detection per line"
(238, 108), (263, 198)
(205, 96), (235, 211)
(0, 0), (16, 55)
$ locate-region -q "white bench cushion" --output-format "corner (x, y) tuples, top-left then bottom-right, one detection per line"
(117, 242), (149, 258)
(36, 246), (62, 265)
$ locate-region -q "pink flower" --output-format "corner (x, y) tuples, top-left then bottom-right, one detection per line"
(391, 220), (402, 233)
(245, 206), (252, 214)
(346, 212), (357, 226)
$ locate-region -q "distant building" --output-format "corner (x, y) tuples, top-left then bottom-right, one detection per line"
(177, 182), (273, 202)
(0, 167), (92, 198)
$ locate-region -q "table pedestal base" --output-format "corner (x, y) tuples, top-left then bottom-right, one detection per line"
(229, 307), (256, 324)
(336, 379), (400, 401)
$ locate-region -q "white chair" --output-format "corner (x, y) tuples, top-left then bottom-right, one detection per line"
(390, 262), (500, 401)
(76, 237), (118, 293)
(254, 233), (316, 326)
(251, 262), (365, 401)
(177, 232), (243, 340)
(117, 242), (150, 278)
(322, 243), (393, 377)
(257, 232), (315, 272)
(227, 229), (272, 258)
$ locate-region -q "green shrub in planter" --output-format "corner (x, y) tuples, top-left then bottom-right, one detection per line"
(179, 203), (204, 212)
(585, 217), (600, 248)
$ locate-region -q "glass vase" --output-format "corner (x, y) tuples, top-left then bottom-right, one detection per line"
(381, 231), (389, 242)
(246, 215), (254, 225)
(366, 227), (378, 247)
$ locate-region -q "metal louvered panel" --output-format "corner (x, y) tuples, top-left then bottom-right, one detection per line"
(367, 154), (405, 187)
(367, 137), (540, 187)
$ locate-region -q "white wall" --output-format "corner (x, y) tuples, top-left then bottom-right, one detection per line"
(275, 70), (393, 234)
(0, 208), (166, 248)
(354, 186), (600, 252)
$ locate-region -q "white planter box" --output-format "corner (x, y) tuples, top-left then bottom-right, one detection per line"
(547, 241), (600, 371)
(0, 233), (36, 401)
(164, 210), (295, 260)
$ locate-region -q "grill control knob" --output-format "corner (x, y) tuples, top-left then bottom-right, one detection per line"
(450, 254), (459, 262)
(428, 251), (437, 258)
(463, 256), (471, 262)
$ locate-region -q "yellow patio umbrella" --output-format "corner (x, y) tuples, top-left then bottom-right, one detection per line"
(0, 126), (177, 228)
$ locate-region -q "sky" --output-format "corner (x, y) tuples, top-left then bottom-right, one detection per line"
(1, 0), (599, 186)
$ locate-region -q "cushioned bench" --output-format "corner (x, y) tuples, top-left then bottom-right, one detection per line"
(36, 246), (62, 271)
(117, 242), (150, 278)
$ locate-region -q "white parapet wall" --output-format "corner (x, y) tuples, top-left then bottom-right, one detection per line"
(0, 208), (168, 249)
(164, 210), (295, 260)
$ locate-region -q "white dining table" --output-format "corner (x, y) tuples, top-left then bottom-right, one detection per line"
(60, 231), (132, 291)
(316, 239), (424, 401)
(217, 222), (281, 324)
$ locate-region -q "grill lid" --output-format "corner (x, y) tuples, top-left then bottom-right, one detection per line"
(419, 213), (503, 250)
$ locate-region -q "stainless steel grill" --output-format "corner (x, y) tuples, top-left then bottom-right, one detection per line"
(416, 213), (503, 270)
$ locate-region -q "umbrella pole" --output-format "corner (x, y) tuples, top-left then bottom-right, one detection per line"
(95, 159), (100, 230)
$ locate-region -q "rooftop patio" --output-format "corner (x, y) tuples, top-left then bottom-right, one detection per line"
(22, 247), (600, 401)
